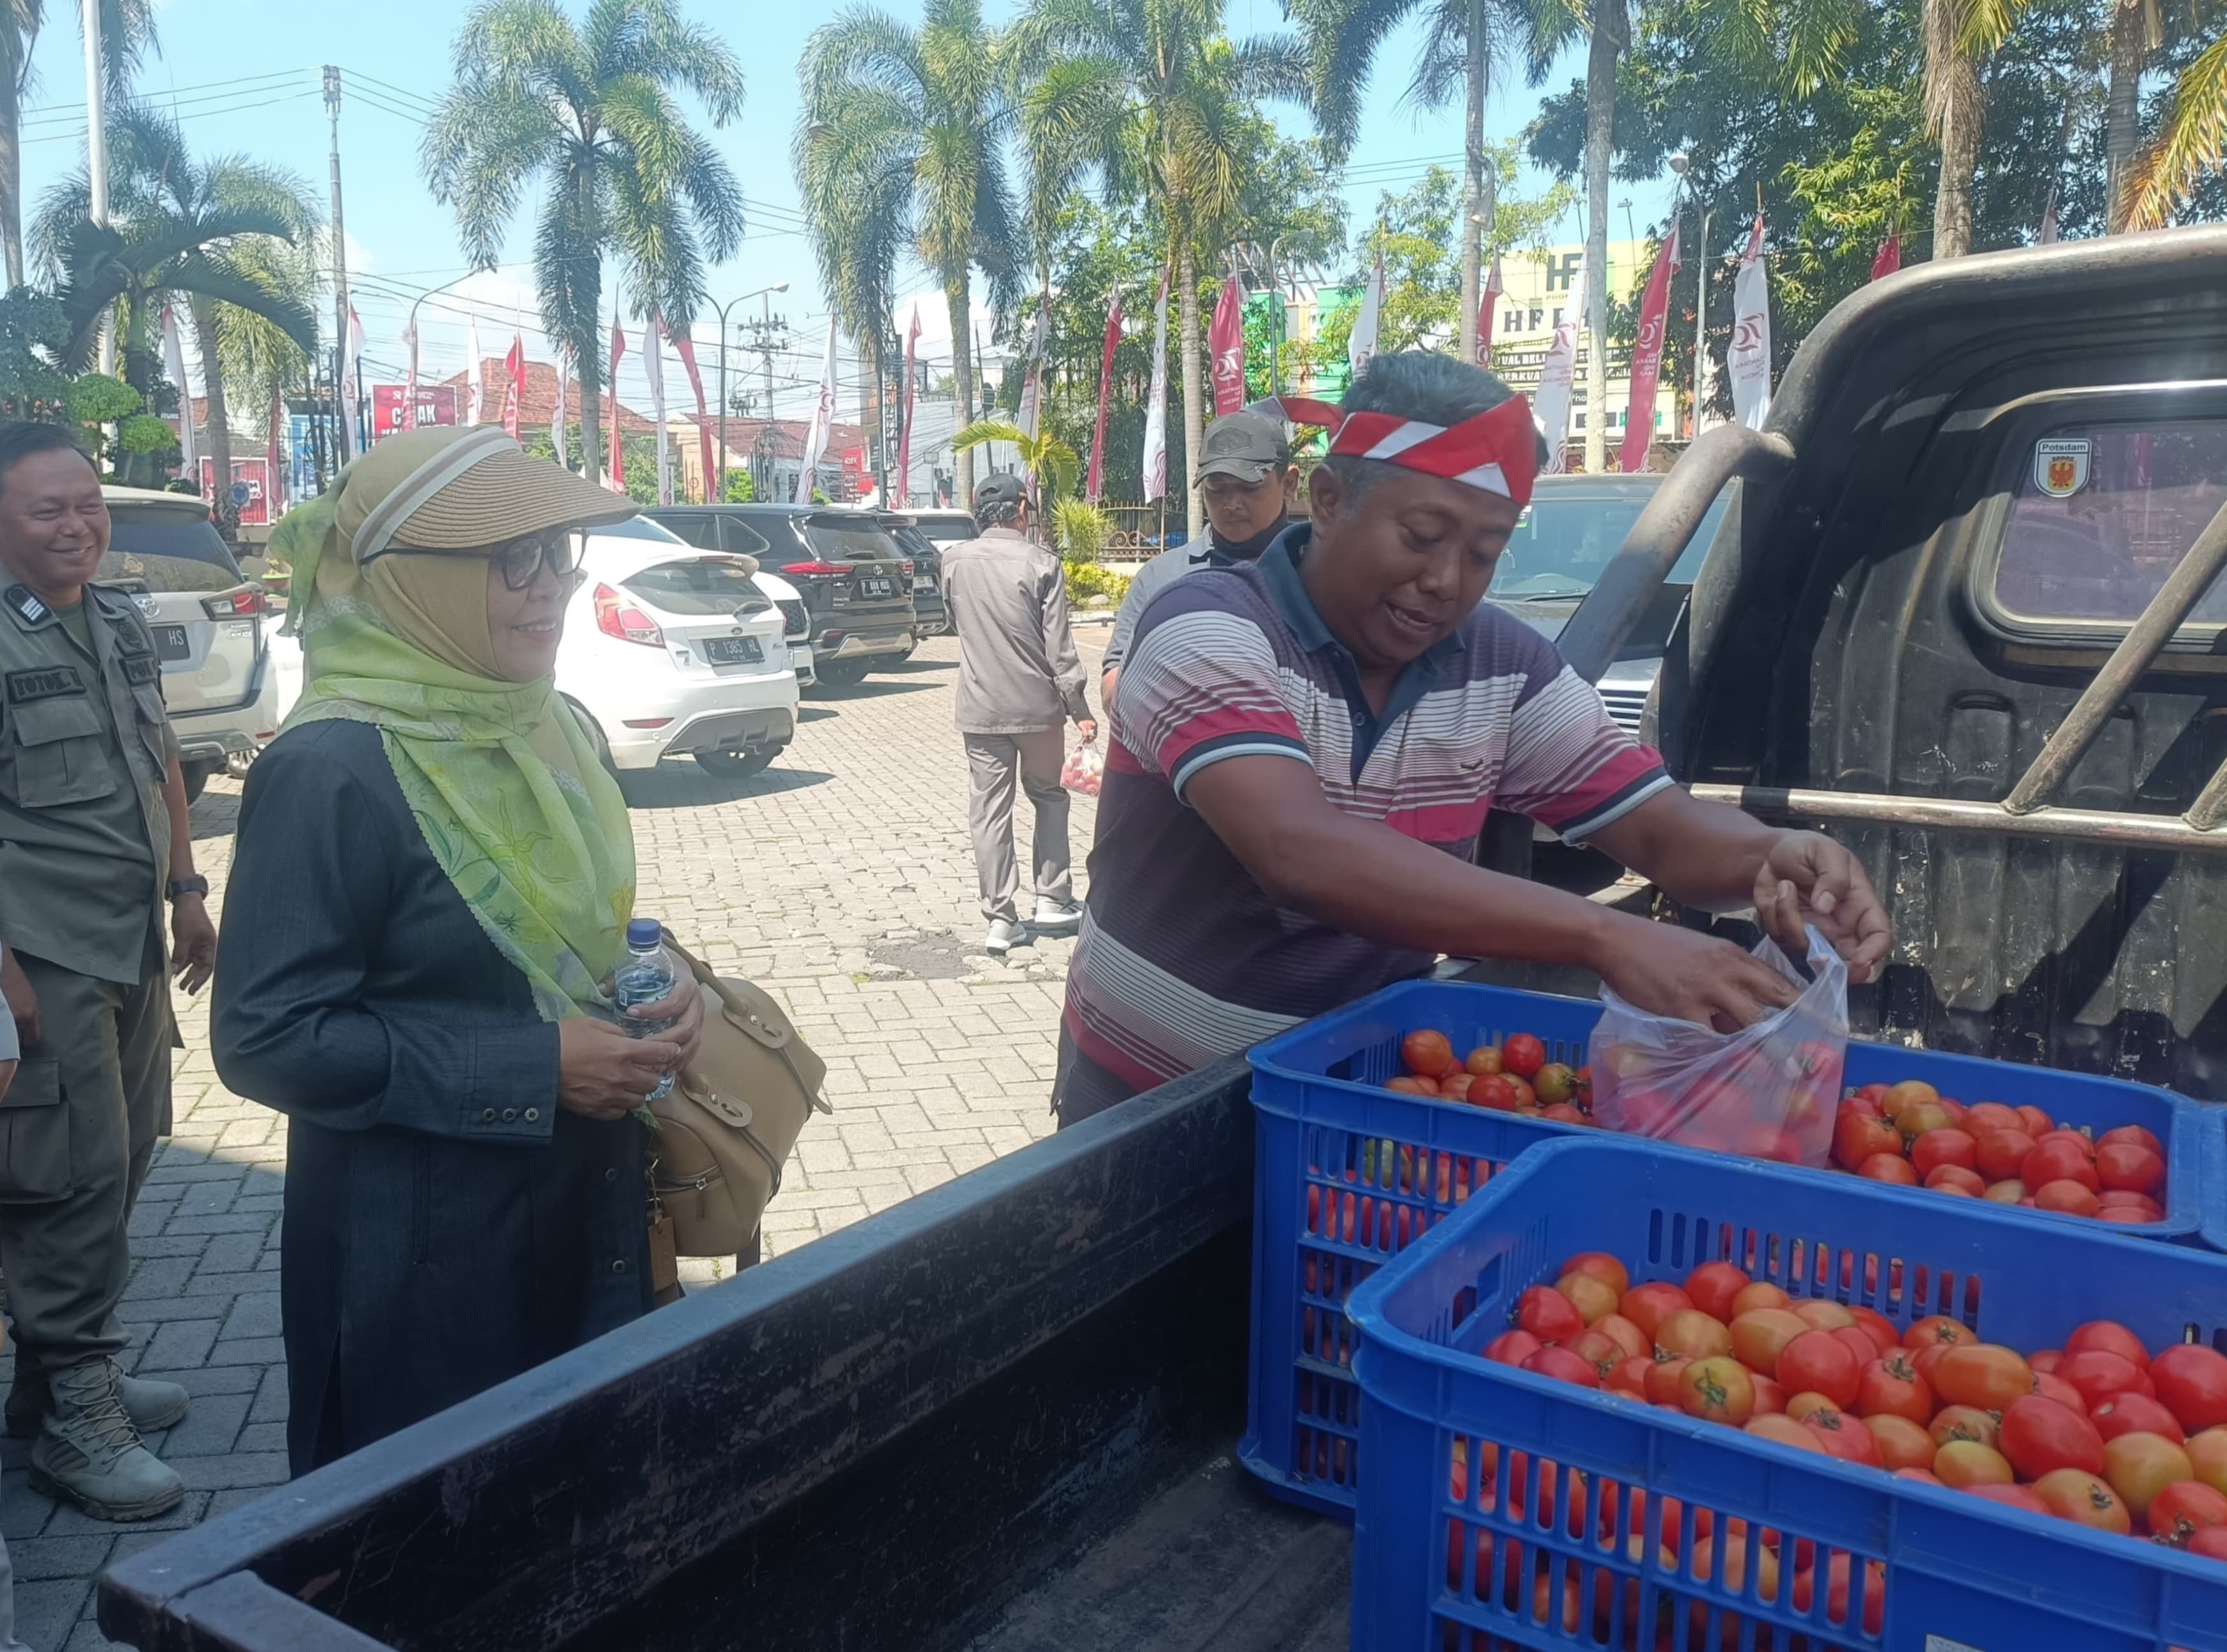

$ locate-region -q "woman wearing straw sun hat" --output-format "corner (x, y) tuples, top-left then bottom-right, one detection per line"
(212, 427), (705, 1473)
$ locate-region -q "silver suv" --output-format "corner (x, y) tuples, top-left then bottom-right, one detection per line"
(99, 486), (279, 800)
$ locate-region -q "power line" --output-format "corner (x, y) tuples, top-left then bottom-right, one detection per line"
(19, 66), (314, 119)
(20, 88), (322, 146)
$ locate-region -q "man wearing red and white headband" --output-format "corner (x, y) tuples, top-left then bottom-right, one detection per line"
(1055, 351), (1890, 1126)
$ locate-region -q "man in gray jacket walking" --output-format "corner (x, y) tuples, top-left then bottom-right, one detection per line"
(941, 474), (1097, 954)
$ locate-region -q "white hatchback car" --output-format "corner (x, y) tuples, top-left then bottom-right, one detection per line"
(267, 516), (800, 780)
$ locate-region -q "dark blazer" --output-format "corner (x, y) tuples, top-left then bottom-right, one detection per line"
(212, 719), (649, 1475)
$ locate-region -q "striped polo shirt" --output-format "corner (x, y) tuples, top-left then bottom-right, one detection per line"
(1063, 525), (1672, 1094)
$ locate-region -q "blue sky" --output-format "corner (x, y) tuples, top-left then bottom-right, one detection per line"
(15, 0), (1677, 422)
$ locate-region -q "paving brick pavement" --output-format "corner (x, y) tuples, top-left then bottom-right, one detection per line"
(6, 627), (1109, 1648)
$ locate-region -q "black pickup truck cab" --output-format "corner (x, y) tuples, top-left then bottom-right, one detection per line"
(98, 227), (2227, 1651)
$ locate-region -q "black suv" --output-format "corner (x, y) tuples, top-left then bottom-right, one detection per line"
(646, 505), (919, 688)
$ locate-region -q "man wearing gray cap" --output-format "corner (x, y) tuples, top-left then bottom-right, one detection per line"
(940, 473), (1097, 954)
(1100, 410), (1299, 709)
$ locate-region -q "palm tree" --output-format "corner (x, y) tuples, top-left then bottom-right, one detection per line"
(38, 105), (319, 530)
(1013, 0), (1311, 537)
(953, 416), (1079, 504)
(1297, 0), (1560, 365)
(796, 0), (1021, 507)
(422, 0), (747, 486)
(2124, 31), (2227, 230)
(0, 1), (158, 291)
(1923, 0), (2030, 259)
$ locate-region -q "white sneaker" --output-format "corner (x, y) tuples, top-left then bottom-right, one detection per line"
(1032, 897), (1083, 930)
(984, 917), (1025, 954)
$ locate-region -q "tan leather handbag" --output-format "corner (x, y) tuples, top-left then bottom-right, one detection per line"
(646, 940), (830, 1257)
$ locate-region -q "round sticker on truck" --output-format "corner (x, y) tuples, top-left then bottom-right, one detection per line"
(2034, 437), (2091, 498)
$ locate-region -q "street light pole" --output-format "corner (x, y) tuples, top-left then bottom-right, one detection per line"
(82, 0), (111, 376)
(708, 282), (787, 500)
(323, 68), (352, 460)
(404, 268), (481, 425)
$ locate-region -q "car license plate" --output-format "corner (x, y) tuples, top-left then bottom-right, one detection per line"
(152, 624), (190, 661)
(704, 636), (763, 666)
(857, 576), (896, 599)
(914, 576), (936, 592)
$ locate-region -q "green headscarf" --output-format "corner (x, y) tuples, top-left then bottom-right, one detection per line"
(269, 429), (636, 1021)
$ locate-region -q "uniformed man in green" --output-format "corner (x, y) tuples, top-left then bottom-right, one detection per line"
(0, 422), (217, 1520)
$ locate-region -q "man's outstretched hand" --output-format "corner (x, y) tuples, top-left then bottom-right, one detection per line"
(1753, 831), (1892, 983)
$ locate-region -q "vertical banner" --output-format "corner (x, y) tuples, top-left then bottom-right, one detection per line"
(501, 334), (525, 441)
(2040, 191), (2060, 244)
(1533, 254), (1585, 475)
(1087, 288), (1122, 502)
(551, 348), (569, 471)
(1476, 254), (1503, 367)
(669, 323), (715, 504)
(1348, 250), (1384, 378)
(464, 309), (484, 427)
(1016, 285), (1050, 448)
(606, 319), (627, 492)
(646, 313), (671, 507)
(795, 314), (838, 505)
(160, 305), (198, 484)
(267, 390), (285, 516)
(402, 321), (419, 430)
(1209, 274), (1245, 415)
(339, 307), (365, 460)
(896, 305), (921, 504)
(1141, 267), (1170, 503)
(1617, 226), (1681, 473)
(1870, 224), (1902, 280)
(1728, 213), (1772, 432)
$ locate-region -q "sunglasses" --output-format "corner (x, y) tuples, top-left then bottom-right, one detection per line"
(372, 527), (583, 590)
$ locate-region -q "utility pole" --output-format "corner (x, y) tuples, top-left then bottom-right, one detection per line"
(708, 284), (785, 500)
(323, 68), (353, 461)
(82, 0), (111, 376)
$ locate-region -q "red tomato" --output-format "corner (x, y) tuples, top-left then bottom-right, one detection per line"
(2101, 1433), (2193, 1523)
(1517, 1284), (1585, 1345)
(1384, 1076), (1438, 1095)
(2096, 1142), (2166, 1195)
(1858, 1152), (1918, 1185)
(1679, 1356), (1758, 1424)
(1925, 1164), (1988, 1196)
(2033, 1127), (2098, 1159)
(1556, 1271), (1621, 1325)
(1793, 1299), (1858, 1332)
(1522, 1345), (1600, 1387)
(1471, 1074), (1522, 1111)
(1683, 1261), (1751, 1323)
(1730, 1280), (1792, 1315)
(1744, 1414), (1827, 1454)
(2034, 1371), (2090, 1416)
(1749, 1373), (1788, 1415)
(1779, 1330), (1863, 1408)
(1855, 1352), (1933, 1424)
(1785, 1389), (1840, 1422)
(1850, 1306), (1901, 1357)
(1830, 1325), (1883, 1370)
(2092, 1392), (2185, 1444)
(1655, 1308), (1734, 1363)
(2149, 1480), (2227, 1546)
(2034, 1468), (2133, 1533)
(2067, 1320), (2152, 1366)
(1963, 1482), (2050, 1514)
(1607, 1356), (1653, 1398)
(1982, 1178), (2027, 1204)
(1832, 1111), (1903, 1170)
(1867, 1413), (1938, 1471)
(2015, 1104), (2055, 1137)
(1962, 1100), (2021, 1135)
(1894, 1466), (1945, 1485)
(1853, 1082), (1891, 1104)
(2034, 1179), (2102, 1217)
(1789, 1554), (1888, 1637)
(1731, 1308), (1810, 1378)
(1895, 1101), (1953, 1144)
(1463, 1043), (1503, 1076)
(1501, 1032), (1546, 1078)
(1436, 1073), (1473, 1102)
(2099, 1200), (2166, 1226)
(1645, 1355), (1693, 1407)
(2098, 1123), (2163, 1157)
(1595, 1313), (1649, 1362)
(1569, 1327), (1625, 1377)
(1932, 1343), (2035, 1412)
(1400, 1029), (1456, 1078)
(2189, 1526), (2227, 1561)
(1484, 1329), (1542, 1367)
(2030, 1349), (2063, 1373)
(1974, 1129), (2037, 1181)
(1935, 1440), (2015, 1487)
(2022, 1138), (2101, 1194)
(2059, 1349), (2156, 1409)
(1911, 1129), (1978, 1178)
(2152, 1345), (2227, 1433)
(1802, 1407), (1882, 1466)
(1618, 1282), (1695, 1344)
(1881, 1079), (1939, 1117)
(1999, 1395), (2107, 1479)
(1904, 1314), (1974, 1354)
(2184, 1426), (2227, 1494)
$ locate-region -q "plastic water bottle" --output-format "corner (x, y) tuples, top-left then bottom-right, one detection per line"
(613, 918), (676, 1101)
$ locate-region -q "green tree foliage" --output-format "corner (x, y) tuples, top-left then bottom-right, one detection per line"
(423, 0), (747, 488)
(721, 466), (756, 502)
(0, 284), (73, 416)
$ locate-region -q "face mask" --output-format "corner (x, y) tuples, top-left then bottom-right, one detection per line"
(1211, 517), (1285, 562)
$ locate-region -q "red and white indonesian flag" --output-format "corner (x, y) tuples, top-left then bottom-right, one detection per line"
(340, 306), (365, 458)
(1477, 254), (1503, 367)
(1617, 226), (1680, 474)
(501, 333), (525, 441)
(1088, 289), (1121, 501)
(795, 314), (839, 506)
(1209, 275), (1246, 415)
(1729, 213), (1772, 432)
(1141, 268), (1171, 502)
(464, 309), (484, 427)
(670, 321), (715, 505)
(1869, 224), (1902, 281)
(2040, 191), (2060, 245)
(1348, 251), (1384, 379)
(160, 305), (197, 480)
(606, 319), (627, 493)
(897, 306), (921, 503)
(1533, 254), (1585, 475)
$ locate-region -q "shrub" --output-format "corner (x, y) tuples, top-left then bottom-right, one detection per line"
(1065, 560), (1130, 609)
(1053, 497), (1111, 563)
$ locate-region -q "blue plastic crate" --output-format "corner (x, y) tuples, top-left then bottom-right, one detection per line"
(1346, 1136), (2227, 1652)
(1244, 979), (2210, 1522)
(2205, 1104), (2227, 1254)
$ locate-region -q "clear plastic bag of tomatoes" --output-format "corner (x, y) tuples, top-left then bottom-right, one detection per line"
(1586, 925), (1849, 1167)
(1061, 735), (1104, 796)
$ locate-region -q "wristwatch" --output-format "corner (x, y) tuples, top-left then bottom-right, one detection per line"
(166, 876), (210, 902)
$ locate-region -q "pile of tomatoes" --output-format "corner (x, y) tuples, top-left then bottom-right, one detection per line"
(1385, 1027), (1598, 1123)
(1831, 1078), (2169, 1224)
(1486, 1250), (2227, 1559)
